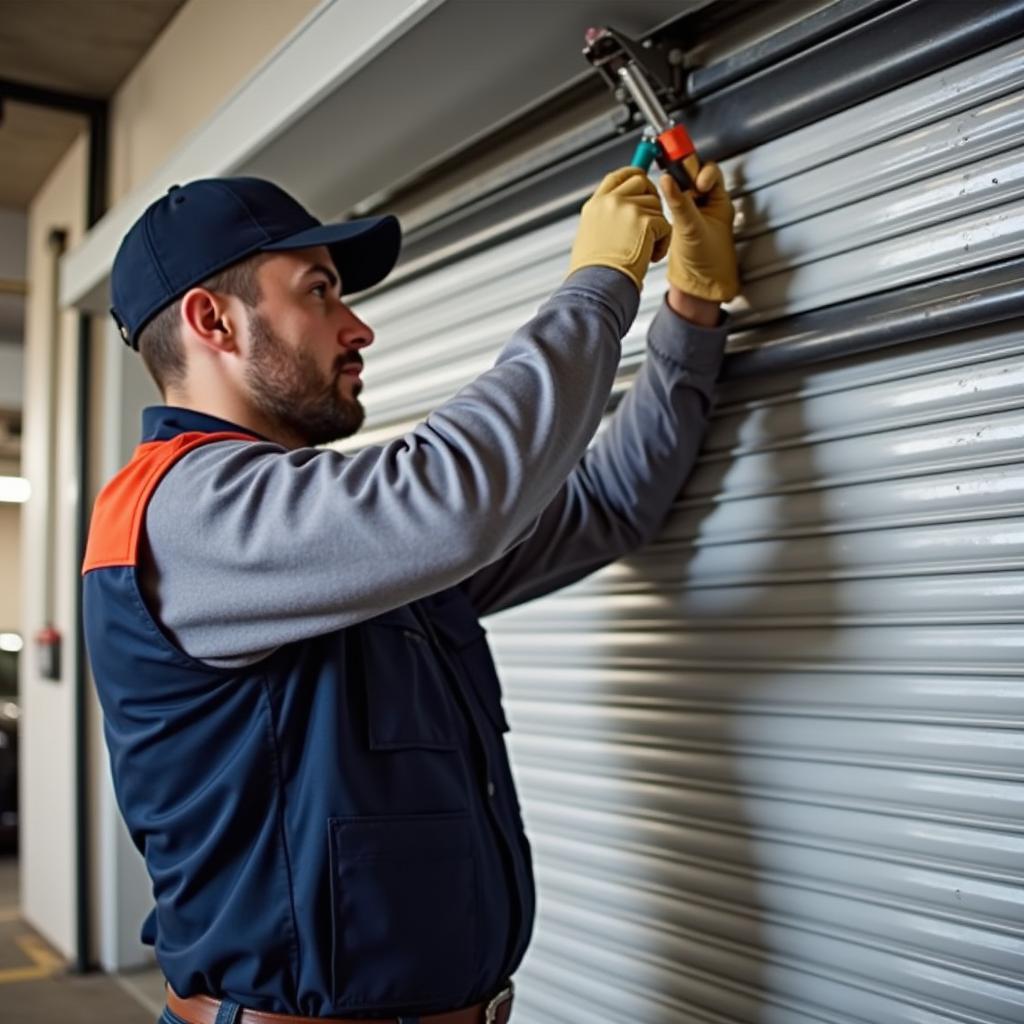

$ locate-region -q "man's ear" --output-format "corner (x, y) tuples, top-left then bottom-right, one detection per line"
(180, 287), (240, 354)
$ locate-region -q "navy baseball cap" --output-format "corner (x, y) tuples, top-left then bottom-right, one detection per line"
(110, 177), (402, 349)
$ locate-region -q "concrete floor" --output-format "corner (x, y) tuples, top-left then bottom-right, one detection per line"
(0, 853), (164, 1023)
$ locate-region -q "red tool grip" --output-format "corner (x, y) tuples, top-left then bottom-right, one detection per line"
(657, 124), (695, 163)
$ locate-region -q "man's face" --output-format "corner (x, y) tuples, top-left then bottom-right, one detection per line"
(243, 246), (374, 446)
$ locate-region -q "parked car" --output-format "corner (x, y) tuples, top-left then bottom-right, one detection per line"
(0, 636), (19, 851)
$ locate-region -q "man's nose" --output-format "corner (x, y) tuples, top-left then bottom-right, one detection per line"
(337, 307), (374, 349)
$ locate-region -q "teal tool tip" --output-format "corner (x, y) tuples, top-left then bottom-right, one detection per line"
(631, 139), (658, 171)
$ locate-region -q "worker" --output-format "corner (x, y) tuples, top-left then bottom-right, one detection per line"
(82, 161), (738, 1024)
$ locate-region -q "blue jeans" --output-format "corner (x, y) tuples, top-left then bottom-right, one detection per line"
(158, 999), (244, 1024)
(159, 1001), (425, 1023)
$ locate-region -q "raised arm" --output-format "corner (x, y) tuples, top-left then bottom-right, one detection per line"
(461, 160), (740, 615)
(460, 297), (727, 616)
(141, 170), (672, 666)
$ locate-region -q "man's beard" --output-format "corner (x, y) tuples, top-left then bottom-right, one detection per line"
(244, 309), (365, 446)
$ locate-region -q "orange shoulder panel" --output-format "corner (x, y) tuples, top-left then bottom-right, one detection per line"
(82, 431), (257, 575)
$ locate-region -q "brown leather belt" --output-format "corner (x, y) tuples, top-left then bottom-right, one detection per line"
(166, 982), (514, 1024)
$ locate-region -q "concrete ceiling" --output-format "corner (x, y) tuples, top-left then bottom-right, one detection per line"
(0, 101), (86, 209)
(0, 0), (187, 208)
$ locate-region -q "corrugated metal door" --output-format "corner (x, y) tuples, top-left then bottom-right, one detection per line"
(347, 18), (1024, 1024)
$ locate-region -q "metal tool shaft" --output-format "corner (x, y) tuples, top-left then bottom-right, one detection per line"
(616, 64), (672, 134)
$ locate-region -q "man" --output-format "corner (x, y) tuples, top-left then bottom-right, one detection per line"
(83, 162), (738, 1024)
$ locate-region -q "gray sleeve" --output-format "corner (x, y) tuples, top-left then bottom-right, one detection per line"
(141, 267), (639, 667)
(459, 293), (727, 617)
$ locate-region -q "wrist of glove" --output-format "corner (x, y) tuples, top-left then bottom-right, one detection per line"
(659, 161), (740, 303)
(567, 167), (671, 291)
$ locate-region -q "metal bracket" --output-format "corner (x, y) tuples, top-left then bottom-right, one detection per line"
(582, 25), (690, 129)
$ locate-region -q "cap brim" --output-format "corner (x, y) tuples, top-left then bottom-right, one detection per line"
(262, 215), (401, 295)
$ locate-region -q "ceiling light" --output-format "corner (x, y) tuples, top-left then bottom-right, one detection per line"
(0, 630), (21, 655)
(0, 633), (22, 653)
(0, 477), (29, 503)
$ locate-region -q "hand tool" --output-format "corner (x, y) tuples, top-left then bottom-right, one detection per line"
(582, 26), (702, 196)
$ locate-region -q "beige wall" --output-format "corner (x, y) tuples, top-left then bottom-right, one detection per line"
(0, 504), (20, 630)
(14, 0), (320, 966)
(109, 0), (320, 202)
(21, 132), (89, 956)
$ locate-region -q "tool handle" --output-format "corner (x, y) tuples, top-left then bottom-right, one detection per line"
(630, 132), (708, 207)
(631, 138), (659, 171)
(656, 123), (699, 191)
(663, 158), (696, 193)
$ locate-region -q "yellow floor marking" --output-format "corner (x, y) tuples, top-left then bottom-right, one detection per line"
(17, 934), (64, 971)
(0, 933), (65, 984)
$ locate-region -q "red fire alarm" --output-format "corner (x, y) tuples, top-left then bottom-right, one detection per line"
(35, 625), (62, 681)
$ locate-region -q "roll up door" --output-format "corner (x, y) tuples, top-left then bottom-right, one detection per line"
(345, 3), (1024, 1021)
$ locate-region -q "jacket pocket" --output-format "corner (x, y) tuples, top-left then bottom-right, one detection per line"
(425, 590), (510, 734)
(361, 607), (458, 750)
(328, 812), (477, 1009)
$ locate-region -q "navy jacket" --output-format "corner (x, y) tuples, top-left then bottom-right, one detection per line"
(84, 423), (532, 1017)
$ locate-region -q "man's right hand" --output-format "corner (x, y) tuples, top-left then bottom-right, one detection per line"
(567, 167), (672, 291)
(659, 161), (739, 303)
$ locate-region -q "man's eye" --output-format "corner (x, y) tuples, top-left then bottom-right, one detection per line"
(311, 283), (328, 298)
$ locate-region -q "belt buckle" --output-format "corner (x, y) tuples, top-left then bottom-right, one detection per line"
(484, 980), (514, 1023)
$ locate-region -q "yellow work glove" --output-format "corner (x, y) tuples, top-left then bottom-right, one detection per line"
(568, 167), (672, 291)
(659, 161), (740, 303)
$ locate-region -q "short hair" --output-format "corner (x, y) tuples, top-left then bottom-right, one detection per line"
(137, 253), (269, 393)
